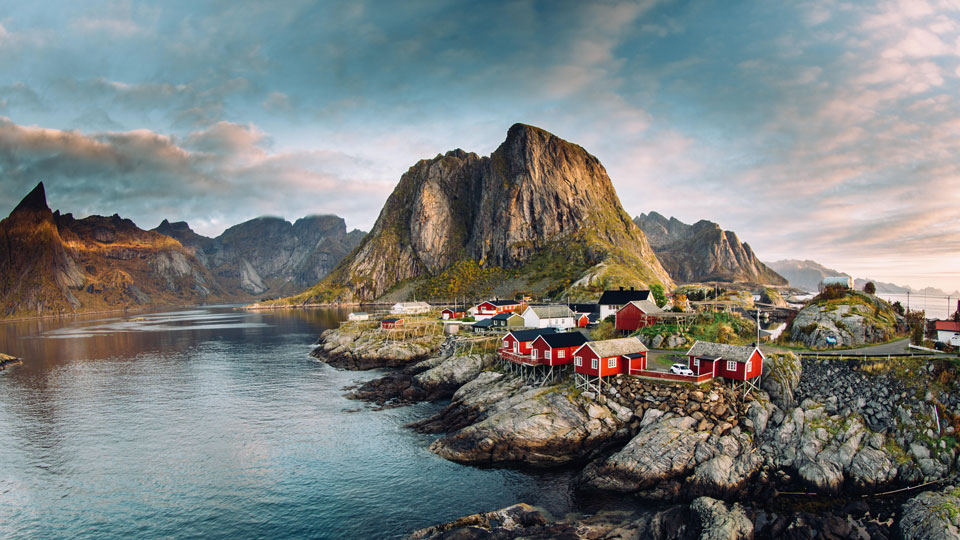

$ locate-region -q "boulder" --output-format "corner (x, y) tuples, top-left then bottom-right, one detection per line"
(761, 353), (801, 409)
(899, 486), (960, 540)
(690, 497), (754, 540)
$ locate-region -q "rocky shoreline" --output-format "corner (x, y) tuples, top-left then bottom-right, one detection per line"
(313, 326), (960, 538)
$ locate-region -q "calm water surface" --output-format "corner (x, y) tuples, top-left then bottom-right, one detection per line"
(0, 306), (579, 539)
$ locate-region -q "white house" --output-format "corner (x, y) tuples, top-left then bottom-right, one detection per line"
(521, 305), (575, 329)
(347, 312), (371, 321)
(597, 287), (652, 320)
(391, 301), (432, 315)
(820, 276), (853, 289)
(936, 321), (960, 344)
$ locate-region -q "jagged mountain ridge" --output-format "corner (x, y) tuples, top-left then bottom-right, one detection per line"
(634, 211), (787, 286)
(153, 216), (364, 297)
(285, 123), (673, 303)
(765, 259), (848, 293)
(0, 183), (228, 318)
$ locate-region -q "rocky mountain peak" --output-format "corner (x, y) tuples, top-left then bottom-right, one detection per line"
(286, 124), (672, 303)
(634, 213), (786, 286)
(12, 182), (51, 215)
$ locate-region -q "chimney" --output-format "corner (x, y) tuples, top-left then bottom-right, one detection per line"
(630, 286), (635, 291)
(619, 286), (624, 291)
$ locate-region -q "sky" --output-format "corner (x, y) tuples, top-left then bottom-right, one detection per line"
(0, 0), (958, 291)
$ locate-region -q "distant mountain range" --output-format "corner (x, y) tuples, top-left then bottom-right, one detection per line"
(154, 216), (364, 298)
(271, 123), (673, 305)
(0, 182), (364, 318)
(766, 259), (959, 296)
(633, 212), (786, 286)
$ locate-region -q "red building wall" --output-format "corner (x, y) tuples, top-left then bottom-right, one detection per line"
(687, 350), (763, 381)
(615, 303), (658, 331)
(573, 345), (624, 377)
(530, 338), (579, 366)
(624, 353), (647, 374)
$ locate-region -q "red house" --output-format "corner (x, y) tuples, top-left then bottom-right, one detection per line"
(500, 328), (557, 361)
(381, 317), (404, 329)
(474, 299), (524, 318)
(441, 308), (466, 320)
(685, 341), (764, 381)
(573, 337), (647, 391)
(530, 331), (589, 366)
(616, 300), (663, 331)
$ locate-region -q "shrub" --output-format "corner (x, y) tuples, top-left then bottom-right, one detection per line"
(651, 284), (667, 308)
(863, 282), (876, 294)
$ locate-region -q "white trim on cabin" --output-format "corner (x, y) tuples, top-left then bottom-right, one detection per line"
(726, 360), (736, 371)
(607, 357), (616, 369)
(591, 358), (598, 370)
(575, 356), (582, 366)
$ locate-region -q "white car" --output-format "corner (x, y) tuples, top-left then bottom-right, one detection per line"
(670, 363), (694, 376)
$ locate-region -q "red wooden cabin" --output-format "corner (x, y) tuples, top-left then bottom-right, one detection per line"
(381, 317), (404, 329)
(529, 332), (589, 366)
(685, 341), (764, 381)
(500, 328), (557, 361)
(475, 299), (524, 316)
(573, 337), (647, 384)
(615, 300), (663, 332)
(623, 352), (648, 374)
(441, 308), (465, 320)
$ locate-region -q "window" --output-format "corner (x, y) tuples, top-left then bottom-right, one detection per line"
(513, 342), (518, 352)
(608, 358), (617, 369)
(502, 340), (508, 349)
(575, 356), (582, 367)
(545, 350), (551, 359)
(558, 350), (565, 359)
(746, 361), (751, 372)
(693, 358), (699, 367)
(591, 358), (598, 369)
(532, 349), (538, 359)
(726, 360), (736, 371)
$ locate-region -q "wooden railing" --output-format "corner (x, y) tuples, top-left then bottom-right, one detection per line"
(498, 350), (540, 366)
(631, 368), (713, 384)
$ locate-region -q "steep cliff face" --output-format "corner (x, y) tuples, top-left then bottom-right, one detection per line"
(292, 124), (672, 302)
(0, 183), (226, 318)
(634, 212), (786, 286)
(153, 215), (364, 297)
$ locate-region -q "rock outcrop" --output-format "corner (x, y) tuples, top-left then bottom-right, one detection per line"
(0, 182), (230, 318)
(281, 124), (672, 304)
(413, 372), (634, 466)
(311, 325), (444, 370)
(634, 212), (786, 286)
(899, 485), (960, 540)
(154, 215), (364, 297)
(789, 290), (901, 347)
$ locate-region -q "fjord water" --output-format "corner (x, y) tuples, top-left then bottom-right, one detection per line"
(0, 307), (575, 539)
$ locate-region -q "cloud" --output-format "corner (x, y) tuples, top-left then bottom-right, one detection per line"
(0, 82), (46, 112)
(0, 118), (385, 235)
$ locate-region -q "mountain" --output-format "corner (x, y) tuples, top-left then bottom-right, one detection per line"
(765, 259), (848, 292)
(279, 123), (673, 304)
(633, 212), (786, 286)
(0, 182), (227, 318)
(153, 216), (365, 297)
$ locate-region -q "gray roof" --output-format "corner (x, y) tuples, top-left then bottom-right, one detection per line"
(684, 341), (762, 363)
(624, 299), (663, 314)
(525, 305), (574, 319)
(581, 337), (648, 358)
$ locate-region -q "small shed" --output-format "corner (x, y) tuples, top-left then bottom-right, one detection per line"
(684, 341), (764, 382)
(573, 337), (647, 392)
(381, 317), (404, 329)
(441, 308), (466, 320)
(521, 304), (576, 329)
(936, 321), (960, 344)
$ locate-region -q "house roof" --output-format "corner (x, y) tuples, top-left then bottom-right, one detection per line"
(525, 305), (574, 319)
(684, 341), (762, 363)
(935, 320), (960, 332)
(623, 352), (646, 359)
(622, 299), (663, 314)
(485, 299), (521, 306)
(569, 303), (600, 313)
(598, 289), (651, 305)
(507, 328), (557, 342)
(394, 301), (431, 308)
(473, 318), (494, 328)
(492, 312), (512, 320)
(536, 331), (589, 349)
(350, 312), (369, 316)
(582, 337), (648, 357)
(441, 307), (464, 312)
(382, 317), (402, 323)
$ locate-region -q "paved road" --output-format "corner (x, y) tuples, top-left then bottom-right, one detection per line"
(762, 338), (913, 356)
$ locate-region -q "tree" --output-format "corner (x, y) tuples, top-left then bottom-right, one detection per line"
(651, 283), (667, 308)
(907, 309), (926, 345)
(673, 293), (688, 312)
(863, 282), (876, 295)
(891, 300), (905, 316)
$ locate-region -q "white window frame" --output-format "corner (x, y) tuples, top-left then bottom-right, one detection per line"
(557, 350), (565, 359)
(531, 349), (538, 359)
(591, 358), (598, 369)
(513, 342), (519, 353)
(608, 357), (617, 369)
(746, 360), (751, 372)
(726, 360), (737, 371)
(544, 350), (551, 359)
(502, 340), (509, 349)
(693, 358), (699, 367)
(575, 356), (582, 367)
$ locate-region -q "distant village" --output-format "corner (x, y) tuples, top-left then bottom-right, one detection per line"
(345, 279), (960, 398)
